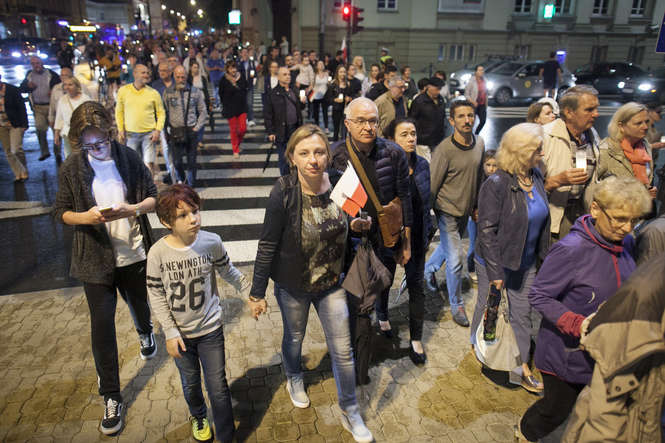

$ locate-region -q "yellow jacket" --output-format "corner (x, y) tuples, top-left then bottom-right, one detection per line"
(115, 84), (165, 133)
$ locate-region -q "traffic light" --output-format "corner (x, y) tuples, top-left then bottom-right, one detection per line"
(20, 17), (27, 25)
(543, 3), (555, 19)
(342, 3), (351, 22)
(352, 6), (364, 34)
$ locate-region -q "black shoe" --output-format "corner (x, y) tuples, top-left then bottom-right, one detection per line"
(55, 154), (62, 165)
(100, 397), (123, 435)
(139, 332), (157, 360)
(409, 346), (427, 366)
(38, 153), (50, 161)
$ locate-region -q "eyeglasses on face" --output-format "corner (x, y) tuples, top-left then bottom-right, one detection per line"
(346, 118), (378, 128)
(598, 206), (639, 228)
(81, 138), (110, 152)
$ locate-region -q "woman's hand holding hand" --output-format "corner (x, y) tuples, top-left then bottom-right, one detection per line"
(490, 280), (504, 290)
(248, 297), (267, 320)
(350, 216), (372, 233)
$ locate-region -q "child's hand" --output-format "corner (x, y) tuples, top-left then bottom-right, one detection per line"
(248, 297), (267, 320)
(166, 336), (187, 358)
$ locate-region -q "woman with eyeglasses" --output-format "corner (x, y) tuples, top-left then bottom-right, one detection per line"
(517, 176), (651, 442)
(53, 101), (158, 436)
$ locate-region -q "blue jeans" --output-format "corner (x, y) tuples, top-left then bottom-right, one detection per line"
(425, 212), (468, 310)
(276, 141), (289, 176)
(126, 131), (155, 165)
(246, 86), (254, 122)
(467, 218), (477, 272)
(275, 284), (357, 412)
(159, 130), (176, 182)
(173, 327), (234, 443)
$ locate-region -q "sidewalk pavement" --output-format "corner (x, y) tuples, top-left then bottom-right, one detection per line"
(0, 264), (539, 442)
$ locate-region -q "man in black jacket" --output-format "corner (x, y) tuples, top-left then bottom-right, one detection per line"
(0, 74), (29, 181)
(409, 77), (446, 162)
(366, 65), (397, 101)
(237, 47), (257, 126)
(264, 66), (304, 176)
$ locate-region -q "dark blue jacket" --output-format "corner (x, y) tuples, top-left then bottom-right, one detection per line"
(477, 168), (550, 282)
(410, 153), (433, 252)
(329, 137), (413, 244)
(529, 215), (636, 385)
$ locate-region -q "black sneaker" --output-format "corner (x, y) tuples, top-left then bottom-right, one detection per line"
(139, 332), (157, 360)
(100, 397), (123, 435)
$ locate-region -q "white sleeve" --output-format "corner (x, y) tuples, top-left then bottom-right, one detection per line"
(146, 248), (181, 340)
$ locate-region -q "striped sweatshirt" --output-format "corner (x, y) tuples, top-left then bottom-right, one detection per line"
(146, 230), (249, 340)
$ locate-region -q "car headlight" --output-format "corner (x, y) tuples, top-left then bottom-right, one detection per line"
(638, 82), (653, 91)
(38, 52), (47, 60)
(486, 81), (495, 91)
(618, 81), (625, 89)
(461, 73), (471, 83)
(11, 51), (21, 58)
(450, 73), (455, 79)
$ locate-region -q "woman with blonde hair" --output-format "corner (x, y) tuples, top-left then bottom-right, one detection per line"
(472, 122), (550, 393)
(249, 124), (373, 443)
(352, 55), (366, 81)
(54, 76), (91, 157)
(598, 101), (657, 199)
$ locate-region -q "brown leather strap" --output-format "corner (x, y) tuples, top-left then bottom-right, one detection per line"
(345, 137), (384, 216)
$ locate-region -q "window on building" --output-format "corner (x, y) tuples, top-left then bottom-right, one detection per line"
(514, 0), (532, 13)
(631, 0), (645, 16)
(438, 0), (485, 13)
(627, 46), (645, 64)
(448, 44), (463, 61)
(514, 45), (530, 59)
(554, 0), (572, 14)
(590, 45), (608, 62)
(438, 44), (445, 62)
(378, 0), (397, 10)
(467, 45), (475, 61)
(592, 0), (609, 15)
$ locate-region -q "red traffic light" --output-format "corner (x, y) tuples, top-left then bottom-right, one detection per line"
(342, 3), (351, 21)
(20, 18), (27, 24)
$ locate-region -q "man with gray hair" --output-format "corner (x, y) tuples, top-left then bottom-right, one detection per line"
(374, 75), (407, 137)
(541, 85), (601, 240)
(19, 56), (61, 161)
(329, 97), (413, 376)
(162, 65), (207, 186)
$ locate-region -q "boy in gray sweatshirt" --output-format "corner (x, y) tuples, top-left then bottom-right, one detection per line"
(147, 184), (249, 443)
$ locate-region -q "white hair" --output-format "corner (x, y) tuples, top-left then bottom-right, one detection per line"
(344, 97), (378, 118)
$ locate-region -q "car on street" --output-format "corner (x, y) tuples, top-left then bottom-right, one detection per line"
(574, 62), (646, 96)
(484, 60), (576, 105)
(448, 56), (517, 93)
(0, 38), (51, 62)
(619, 67), (665, 103)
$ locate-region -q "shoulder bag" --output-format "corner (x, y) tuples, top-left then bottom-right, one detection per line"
(346, 138), (403, 248)
(474, 287), (521, 371)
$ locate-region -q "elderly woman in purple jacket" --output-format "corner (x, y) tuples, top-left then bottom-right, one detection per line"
(517, 176), (652, 442)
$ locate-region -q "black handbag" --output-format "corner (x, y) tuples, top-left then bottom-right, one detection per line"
(168, 88), (194, 143)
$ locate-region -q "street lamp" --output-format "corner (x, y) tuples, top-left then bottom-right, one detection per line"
(197, 8), (203, 16)
(190, 0), (196, 5)
(161, 4), (165, 10)
(170, 9), (174, 14)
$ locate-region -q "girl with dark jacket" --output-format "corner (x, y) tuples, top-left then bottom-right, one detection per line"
(517, 176), (652, 442)
(472, 123), (550, 394)
(327, 64), (351, 141)
(218, 61), (248, 157)
(249, 124), (373, 443)
(382, 117), (432, 365)
(53, 101), (157, 435)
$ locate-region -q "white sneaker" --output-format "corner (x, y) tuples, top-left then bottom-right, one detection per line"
(247, 120), (256, 127)
(340, 407), (373, 442)
(286, 378), (310, 408)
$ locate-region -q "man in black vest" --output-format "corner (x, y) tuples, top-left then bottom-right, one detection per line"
(264, 66), (304, 176)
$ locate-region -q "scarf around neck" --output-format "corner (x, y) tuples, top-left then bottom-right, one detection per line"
(620, 138), (651, 185)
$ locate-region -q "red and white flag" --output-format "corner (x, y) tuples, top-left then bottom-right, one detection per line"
(331, 161), (368, 216)
(341, 38), (347, 63)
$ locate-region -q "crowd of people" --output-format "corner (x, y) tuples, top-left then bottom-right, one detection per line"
(3, 31), (660, 442)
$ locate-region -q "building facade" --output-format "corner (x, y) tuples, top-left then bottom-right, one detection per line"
(0, 0), (86, 38)
(243, 0), (665, 75)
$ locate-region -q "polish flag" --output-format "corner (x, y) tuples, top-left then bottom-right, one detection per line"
(331, 162), (368, 216)
(341, 38), (347, 63)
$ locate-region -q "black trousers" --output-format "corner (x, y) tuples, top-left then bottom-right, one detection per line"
(83, 260), (153, 399)
(475, 104), (487, 134)
(172, 139), (197, 185)
(312, 99), (329, 129)
(520, 373), (585, 441)
(332, 108), (344, 141)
